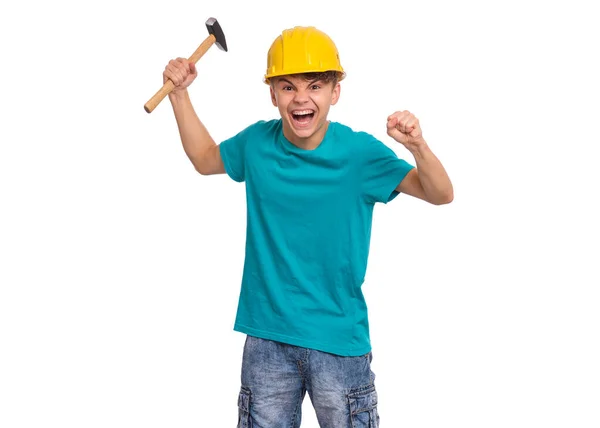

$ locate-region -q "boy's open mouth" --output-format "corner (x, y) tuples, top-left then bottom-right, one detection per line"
(291, 109), (315, 126)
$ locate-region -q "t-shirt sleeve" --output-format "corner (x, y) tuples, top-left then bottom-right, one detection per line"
(218, 126), (251, 183)
(361, 137), (415, 204)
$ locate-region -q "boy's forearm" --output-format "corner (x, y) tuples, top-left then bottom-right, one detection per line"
(409, 140), (453, 204)
(169, 90), (216, 171)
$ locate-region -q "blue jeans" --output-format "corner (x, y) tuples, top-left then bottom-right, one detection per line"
(237, 335), (380, 427)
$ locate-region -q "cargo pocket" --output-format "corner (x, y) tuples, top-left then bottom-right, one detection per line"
(347, 384), (379, 427)
(237, 386), (252, 428)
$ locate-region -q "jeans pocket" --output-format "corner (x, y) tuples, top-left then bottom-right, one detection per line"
(237, 386), (252, 428)
(347, 384), (379, 427)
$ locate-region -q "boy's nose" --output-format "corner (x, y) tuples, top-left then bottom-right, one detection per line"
(293, 90), (310, 103)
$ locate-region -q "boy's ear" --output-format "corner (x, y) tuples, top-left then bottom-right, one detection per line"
(270, 85), (277, 106)
(331, 82), (341, 105)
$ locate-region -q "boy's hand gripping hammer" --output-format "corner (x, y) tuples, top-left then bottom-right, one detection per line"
(144, 17), (228, 113)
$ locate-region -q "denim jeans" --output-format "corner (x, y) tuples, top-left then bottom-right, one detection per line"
(237, 335), (380, 427)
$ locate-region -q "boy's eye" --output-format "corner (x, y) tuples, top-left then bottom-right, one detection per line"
(311, 85), (321, 90)
(283, 86), (293, 91)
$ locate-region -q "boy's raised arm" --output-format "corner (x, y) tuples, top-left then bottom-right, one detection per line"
(165, 57), (225, 176)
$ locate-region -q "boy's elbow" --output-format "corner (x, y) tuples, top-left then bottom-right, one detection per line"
(193, 145), (222, 176)
(190, 151), (210, 175)
(438, 192), (454, 205)
(194, 161), (208, 175)
(190, 158), (205, 175)
(195, 164), (216, 176)
(194, 160), (223, 176)
(431, 190), (454, 205)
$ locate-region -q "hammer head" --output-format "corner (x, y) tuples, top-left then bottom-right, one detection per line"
(206, 18), (227, 52)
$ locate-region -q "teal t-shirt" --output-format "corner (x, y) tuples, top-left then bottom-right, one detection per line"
(219, 119), (414, 356)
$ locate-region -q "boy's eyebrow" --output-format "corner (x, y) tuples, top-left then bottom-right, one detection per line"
(278, 78), (323, 87)
(278, 78), (296, 87)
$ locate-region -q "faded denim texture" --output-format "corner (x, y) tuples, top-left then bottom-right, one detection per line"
(237, 335), (380, 427)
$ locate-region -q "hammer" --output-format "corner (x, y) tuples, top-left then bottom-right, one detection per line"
(144, 17), (228, 113)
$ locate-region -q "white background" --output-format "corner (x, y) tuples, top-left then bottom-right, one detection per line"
(1, 0), (599, 427)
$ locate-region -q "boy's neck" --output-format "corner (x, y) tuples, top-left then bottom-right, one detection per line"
(282, 120), (330, 151)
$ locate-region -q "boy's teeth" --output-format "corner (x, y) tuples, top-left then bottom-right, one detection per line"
(293, 110), (313, 115)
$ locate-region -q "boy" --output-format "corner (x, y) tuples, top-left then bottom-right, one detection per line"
(163, 25), (452, 428)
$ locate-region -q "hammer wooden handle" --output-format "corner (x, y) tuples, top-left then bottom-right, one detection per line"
(144, 34), (217, 113)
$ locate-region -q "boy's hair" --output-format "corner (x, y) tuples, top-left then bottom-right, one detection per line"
(271, 70), (341, 87)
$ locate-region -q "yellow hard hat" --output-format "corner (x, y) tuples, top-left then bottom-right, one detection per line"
(264, 26), (346, 84)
